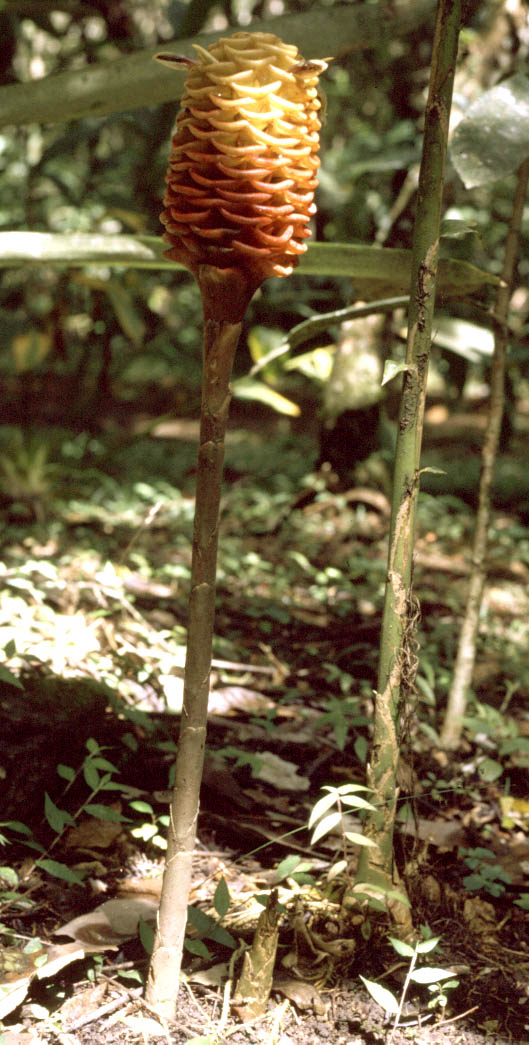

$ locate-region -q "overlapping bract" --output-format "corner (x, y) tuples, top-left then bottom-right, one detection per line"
(159, 32), (327, 282)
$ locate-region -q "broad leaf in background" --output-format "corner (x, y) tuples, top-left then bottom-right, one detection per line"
(451, 74), (529, 188)
(0, 233), (500, 301)
(431, 317), (494, 364)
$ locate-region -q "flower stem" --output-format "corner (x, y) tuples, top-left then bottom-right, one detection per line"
(146, 266), (253, 1019)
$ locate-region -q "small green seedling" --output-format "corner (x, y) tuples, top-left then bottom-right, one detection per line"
(308, 784), (409, 926)
(129, 800), (169, 850)
(308, 783), (378, 894)
(360, 932), (458, 1039)
(459, 846), (512, 897)
(1, 738), (131, 896)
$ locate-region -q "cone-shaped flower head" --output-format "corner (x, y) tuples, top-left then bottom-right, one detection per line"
(157, 33), (327, 288)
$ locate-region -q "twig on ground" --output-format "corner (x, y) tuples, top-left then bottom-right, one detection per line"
(434, 1004), (479, 1028)
(64, 988), (141, 1031)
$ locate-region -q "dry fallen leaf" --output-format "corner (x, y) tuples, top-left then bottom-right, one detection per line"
(0, 941), (85, 1021)
(209, 686), (275, 716)
(400, 816), (466, 849)
(252, 752), (309, 792)
(0, 1024), (42, 1045)
(55, 896), (158, 950)
(186, 961), (229, 987)
(59, 983), (107, 1026)
(463, 896), (497, 936)
(65, 810), (124, 850)
(115, 1014), (168, 1037)
(273, 974), (327, 1015)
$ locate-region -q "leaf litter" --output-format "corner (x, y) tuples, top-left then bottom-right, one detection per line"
(0, 423), (528, 1044)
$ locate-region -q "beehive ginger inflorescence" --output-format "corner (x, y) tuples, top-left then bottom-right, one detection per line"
(157, 33), (328, 285)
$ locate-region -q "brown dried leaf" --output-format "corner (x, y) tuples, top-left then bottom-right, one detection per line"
(273, 974), (327, 1015)
(65, 812), (123, 850)
(59, 983), (107, 1026)
(252, 752), (309, 792)
(208, 686), (274, 716)
(55, 897), (158, 951)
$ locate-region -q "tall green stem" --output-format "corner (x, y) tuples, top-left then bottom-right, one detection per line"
(441, 156), (529, 748)
(145, 267), (253, 1019)
(354, 0), (461, 910)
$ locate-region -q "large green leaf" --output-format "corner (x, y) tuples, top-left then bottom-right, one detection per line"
(0, 3), (436, 128)
(451, 74), (529, 188)
(0, 232), (500, 301)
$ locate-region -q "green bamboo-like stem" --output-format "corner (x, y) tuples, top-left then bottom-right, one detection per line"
(440, 156), (529, 749)
(353, 0), (461, 911)
(145, 266), (255, 1019)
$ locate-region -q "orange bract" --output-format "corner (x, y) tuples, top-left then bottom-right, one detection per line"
(159, 32), (327, 283)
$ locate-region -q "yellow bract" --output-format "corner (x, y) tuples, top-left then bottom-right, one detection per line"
(159, 32), (327, 282)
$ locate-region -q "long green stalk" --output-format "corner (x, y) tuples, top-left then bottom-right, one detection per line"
(440, 156), (529, 748)
(353, 0), (461, 913)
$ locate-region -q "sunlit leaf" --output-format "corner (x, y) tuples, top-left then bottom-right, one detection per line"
(416, 936), (441, 953)
(433, 316), (493, 363)
(232, 377), (300, 417)
(310, 810), (342, 844)
(151, 834), (167, 850)
(130, 823), (158, 841)
(118, 968), (144, 983)
(344, 831), (377, 847)
(284, 346), (334, 382)
(0, 867), (18, 886)
(275, 855), (302, 879)
(359, 976), (399, 1014)
(451, 74), (529, 188)
(247, 325), (284, 363)
(327, 859), (348, 882)
(308, 790), (338, 828)
(388, 936), (415, 957)
(382, 359), (409, 386)
(410, 966), (454, 984)
(129, 800), (154, 815)
(340, 794), (376, 811)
